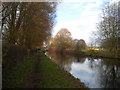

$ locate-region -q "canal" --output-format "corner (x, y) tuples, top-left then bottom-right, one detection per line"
(46, 52), (120, 88)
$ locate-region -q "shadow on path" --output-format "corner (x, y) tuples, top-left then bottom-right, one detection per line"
(26, 54), (41, 88)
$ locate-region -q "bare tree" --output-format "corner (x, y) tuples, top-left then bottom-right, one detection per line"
(2, 2), (57, 49)
(74, 39), (87, 52)
(97, 1), (120, 56)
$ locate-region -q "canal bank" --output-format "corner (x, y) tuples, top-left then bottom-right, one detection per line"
(46, 52), (120, 88)
(81, 50), (120, 59)
(39, 52), (88, 88)
(3, 52), (89, 88)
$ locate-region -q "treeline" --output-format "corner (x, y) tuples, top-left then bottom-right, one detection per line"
(47, 28), (87, 54)
(96, 1), (120, 57)
(1, 2), (57, 49)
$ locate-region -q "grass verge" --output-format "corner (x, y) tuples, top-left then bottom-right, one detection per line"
(3, 55), (35, 88)
(3, 52), (89, 88)
(82, 49), (120, 59)
(38, 52), (89, 88)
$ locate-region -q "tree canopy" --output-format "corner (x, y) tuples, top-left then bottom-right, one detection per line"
(96, 1), (120, 56)
(52, 28), (73, 52)
(74, 39), (87, 52)
(1, 2), (57, 49)
(49, 28), (87, 53)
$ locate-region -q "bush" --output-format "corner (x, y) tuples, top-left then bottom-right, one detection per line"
(2, 43), (28, 74)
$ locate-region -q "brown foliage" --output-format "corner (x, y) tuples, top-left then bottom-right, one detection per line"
(51, 28), (73, 53)
(2, 2), (57, 49)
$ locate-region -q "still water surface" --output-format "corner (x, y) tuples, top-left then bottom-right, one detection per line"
(46, 52), (120, 88)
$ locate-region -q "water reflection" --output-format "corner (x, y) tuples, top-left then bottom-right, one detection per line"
(46, 52), (74, 72)
(46, 52), (120, 88)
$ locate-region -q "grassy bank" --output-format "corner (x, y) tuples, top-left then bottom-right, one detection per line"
(3, 52), (89, 88)
(82, 50), (120, 59)
(39, 53), (88, 88)
(3, 55), (36, 88)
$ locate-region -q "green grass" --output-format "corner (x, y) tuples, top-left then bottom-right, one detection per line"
(39, 53), (88, 88)
(81, 49), (89, 52)
(3, 52), (89, 88)
(82, 49), (117, 58)
(92, 50), (113, 56)
(3, 55), (35, 88)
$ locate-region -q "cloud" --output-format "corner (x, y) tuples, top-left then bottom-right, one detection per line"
(110, 0), (120, 3)
(52, 0), (111, 44)
(109, 0), (120, 5)
(62, 0), (110, 3)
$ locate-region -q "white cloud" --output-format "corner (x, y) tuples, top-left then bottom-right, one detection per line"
(110, 0), (120, 3)
(72, 4), (81, 9)
(53, 17), (98, 44)
(109, 0), (120, 5)
(52, 0), (111, 44)
(62, 0), (110, 3)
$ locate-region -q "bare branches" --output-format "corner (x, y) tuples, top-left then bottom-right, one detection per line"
(2, 2), (57, 49)
(97, 1), (120, 55)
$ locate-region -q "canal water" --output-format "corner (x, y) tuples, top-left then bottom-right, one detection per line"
(46, 52), (120, 88)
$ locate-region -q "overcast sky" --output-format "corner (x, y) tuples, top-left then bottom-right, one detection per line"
(52, 0), (119, 45)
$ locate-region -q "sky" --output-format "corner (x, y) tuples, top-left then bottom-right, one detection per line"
(52, 0), (119, 45)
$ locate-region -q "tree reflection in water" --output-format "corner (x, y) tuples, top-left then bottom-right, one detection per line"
(87, 58), (120, 88)
(46, 52), (120, 88)
(98, 59), (120, 88)
(46, 52), (74, 72)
